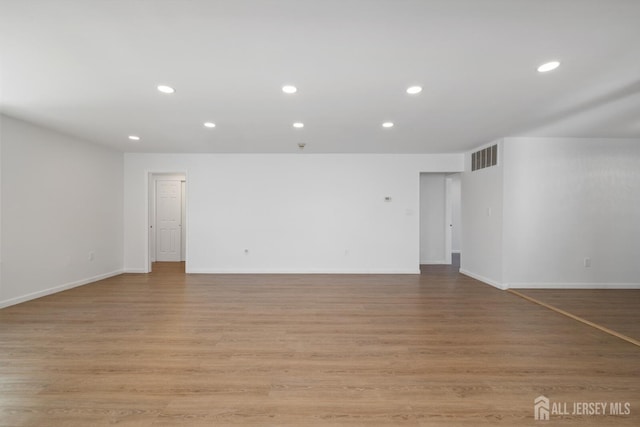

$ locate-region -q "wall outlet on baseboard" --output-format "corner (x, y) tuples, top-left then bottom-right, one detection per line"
(89, 251), (95, 261)
(584, 257), (591, 268)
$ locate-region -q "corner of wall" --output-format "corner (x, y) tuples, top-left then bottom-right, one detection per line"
(460, 139), (505, 288)
(460, 269), (508, 290)
(0, 115), (125, 307)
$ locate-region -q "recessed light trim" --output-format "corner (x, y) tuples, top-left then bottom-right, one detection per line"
(157, 85), (175, 94)
(128, 135), (141, 141)
(382, 122), (394, 128)
(203, 122), (216, 128)
(293, 122), (304, 128)
(282, 85), (297, 94)
(537, 61), (560, 73)
(406, 86), (422, 94)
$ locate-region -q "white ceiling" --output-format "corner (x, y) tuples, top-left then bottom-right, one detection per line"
(1, 0), (639, 153)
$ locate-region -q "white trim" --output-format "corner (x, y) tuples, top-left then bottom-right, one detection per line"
(147, 170), (188, 274)
(0, 270), (123, 309)
(452, 250), (461, 254)
(459, 269), (507, 290)
(507, 282), (640, 289)
(186, 268), (421, 275)
(123, 268), (149, 274)
(420, 261), (449, 265)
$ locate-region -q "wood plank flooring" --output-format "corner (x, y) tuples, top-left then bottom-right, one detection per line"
(0, 263), (638, 426)
(516, 288), (640, 342)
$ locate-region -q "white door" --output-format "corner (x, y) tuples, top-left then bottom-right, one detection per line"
(156, 180), (182, 261)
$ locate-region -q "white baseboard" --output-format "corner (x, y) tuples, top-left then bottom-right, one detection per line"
(459, 269), (507, 290)
(457, 274), (640, 290)
(123, 268), (149, 273)
(508, 282), (640, 289)
(186, 268), (421, 275)
(0, 270), (124, 309)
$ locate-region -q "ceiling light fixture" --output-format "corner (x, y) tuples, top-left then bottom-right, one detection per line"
(406, 86), (422, 94)
(282, 85), (297, 94)
(128, 135), (141, 141)
(382, 122), (394, 128)
(157, 85), (175, 94)
(537, 61), (560, 73)
(293, 122), (304, 128)
(203, 122), (216, 128)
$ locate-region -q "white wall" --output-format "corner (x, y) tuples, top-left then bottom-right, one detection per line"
(461, 137), (640, 290)
(124, 153), (464, 274)
(419, 173), (446, 264)
(0, 115), (124, 307)
(460, 140), (505, 289)
(0, 115), (3, 299)
(503, 137), (640, 288)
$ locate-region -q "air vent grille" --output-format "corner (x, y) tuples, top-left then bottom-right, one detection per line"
(471, 144), (497, 171)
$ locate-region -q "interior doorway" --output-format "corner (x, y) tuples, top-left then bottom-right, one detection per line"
(148, 173), (186, 272)
(419, 172), (461, 267)
(446, 173), (461, 268)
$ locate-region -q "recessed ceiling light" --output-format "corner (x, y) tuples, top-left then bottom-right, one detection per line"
(537, 61), (560, 73)
(293, 122), (304, 128)
(382, 122), (394, 128)
(157, 85), (175, 94)
(282, 85), (297, 94)
(203, 122), (216, 128)
(128, 135), (141, 141)
(406, 86), (422, 94)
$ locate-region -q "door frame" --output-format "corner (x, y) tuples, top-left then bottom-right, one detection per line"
(445, 176), (453, 265)
(418, 172), (461, 269)
(445, 173), (462, 266)
(146, 171), (188, 273)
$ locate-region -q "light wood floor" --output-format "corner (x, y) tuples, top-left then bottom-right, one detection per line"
(516, 288), (640, 342)
(0, 263), (638, 426)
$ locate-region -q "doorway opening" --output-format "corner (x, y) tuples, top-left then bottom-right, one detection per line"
(148, 173), (186, 273)
(419, 172), (461, 270)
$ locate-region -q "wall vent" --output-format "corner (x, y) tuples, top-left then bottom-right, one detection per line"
(471, 144), (497, 171)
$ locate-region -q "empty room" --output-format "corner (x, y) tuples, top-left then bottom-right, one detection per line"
(0, 0), (639, 426)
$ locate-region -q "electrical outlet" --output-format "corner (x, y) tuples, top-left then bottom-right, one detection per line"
(89, 251), (95, 261)
(584, 257), (591, 268)
(244, 249), (249, 255)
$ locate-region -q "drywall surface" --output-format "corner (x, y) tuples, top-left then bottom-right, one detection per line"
(124, 153), (464, 273)
(503, 137), (640, 288)
(1, 115), (124, 307)
(460, 141), (505, 288)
